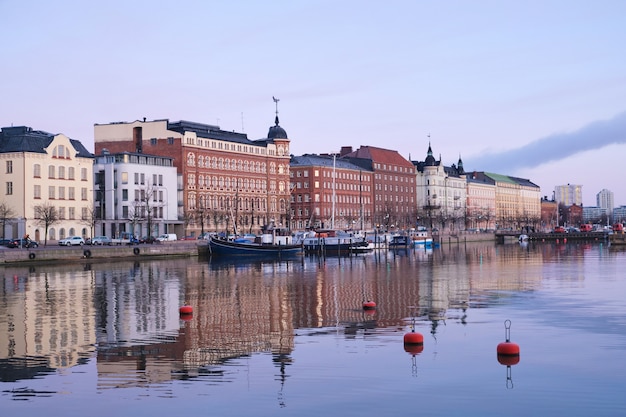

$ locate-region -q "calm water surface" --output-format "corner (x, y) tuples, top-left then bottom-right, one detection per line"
(1, 241), (625, 416)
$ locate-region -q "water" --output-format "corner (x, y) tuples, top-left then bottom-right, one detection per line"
(1, 242), (625, 416)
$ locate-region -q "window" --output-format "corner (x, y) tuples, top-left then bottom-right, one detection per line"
(68, 167), (75, 179)
(58, 207), (65, 219)
(34, 185), (41, 199)
(140, 173), (145, 185)
(34, 164), (41, 178)
(81, 187), (88, 200)
(49, 165), (55, 178)
(6, 161), (12, 174)
(158, 175), (163, 186)
(68, 187), (75, 200)
(134, 173), (139, 184)
(58, 166), (65, 179)
(6, 182), (13, 195)
(122, 206), (129, 218)
(81, 168), (87, 181)
(58, 186), (65, 199)
(49, 186), (55, 199)
(122, 189), (128, 201)
(69, 207), (75, 220)
(121, 172), (128, 184)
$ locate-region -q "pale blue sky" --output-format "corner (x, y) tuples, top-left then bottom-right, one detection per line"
(2, 0), (625, 206)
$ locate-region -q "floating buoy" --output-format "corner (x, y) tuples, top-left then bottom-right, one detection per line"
(179, 305), (193, 315)
(497, 354), (520, 366)
(497, 319), (520, 358)
(404, 343), (424, 355)
(404, 330), (424, 345)
(363, 300), (376, 310)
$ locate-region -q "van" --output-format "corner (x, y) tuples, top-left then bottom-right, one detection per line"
(579, 224), (593, 232)
(156, 233), (177, 242)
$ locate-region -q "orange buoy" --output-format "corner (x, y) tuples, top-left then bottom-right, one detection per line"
(179, 305), (193, 315)
(363, 300), (376, 310)
(497, 341), (520, 356)
(497, 353), (520, 366)
(404, 343), (424, 355)
(497, 319), (520, 357)
(404, 330), (424, 345)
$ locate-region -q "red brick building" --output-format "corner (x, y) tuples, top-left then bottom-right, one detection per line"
(289, 154), (373, 230)
(94, 117), (291, 236)
(340, 146), (416, 230)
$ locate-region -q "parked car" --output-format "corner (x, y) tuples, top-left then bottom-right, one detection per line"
(90, 236), (112, 245)
(59, 236), (85, 246)
(0, 239), (12, 247)
(553, 226), (566, 233)
(8, 238), (39, 248)
(138, 236), (157, 244)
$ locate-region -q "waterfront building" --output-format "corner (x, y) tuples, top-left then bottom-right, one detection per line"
(471, 172), (541, 230)
(582, 206), (608, 225)
(466, 172), (497, 231)
(413, 143), (467, 232)
(540, 198), (558, 231)
(289, 154), (374, 231)
(94, 113), (291, 237)
(554, 184), (583, 206)
(93, 151), (180, 239)
(613, 206), (626, 223)
(596, 189), (614, 218)
(0, 126), (93, 242)
(340, 146), (416, 231)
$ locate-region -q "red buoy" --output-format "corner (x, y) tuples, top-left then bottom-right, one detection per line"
(497, 319), (520, 358)
(180, 313), (193, 321)
(363, 301), (376, 310)
(497, 341), (520, 356)
(404, 331), (424, 345)
(179, 305), (193, 315)
(497, 353), (520, 366)
(404, 343), (424, 355)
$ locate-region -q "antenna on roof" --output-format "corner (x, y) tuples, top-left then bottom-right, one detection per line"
(241, 112), (245, 132)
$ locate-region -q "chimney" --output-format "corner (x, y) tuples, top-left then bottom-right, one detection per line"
(340, 146), (353, 157)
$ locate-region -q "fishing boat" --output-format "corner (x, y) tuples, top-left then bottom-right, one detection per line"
(409, 229), (433, 247)
(208, 235), (303, 257)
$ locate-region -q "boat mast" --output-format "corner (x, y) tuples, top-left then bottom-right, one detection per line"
(331, 154), (336, 229)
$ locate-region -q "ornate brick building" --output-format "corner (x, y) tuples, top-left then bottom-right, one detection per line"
(94, 114), (291, 237)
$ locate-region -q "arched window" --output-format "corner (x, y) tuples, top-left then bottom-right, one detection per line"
(48, 165), (55, 178)
(187, 152), (195, 166)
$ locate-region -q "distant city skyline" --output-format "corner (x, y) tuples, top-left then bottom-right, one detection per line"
(2, 1), (625, 206)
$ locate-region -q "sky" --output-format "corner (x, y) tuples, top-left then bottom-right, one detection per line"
(2, 0), (625, 207)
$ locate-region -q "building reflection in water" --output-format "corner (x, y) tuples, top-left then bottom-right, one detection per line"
(0, 242), (555, 387)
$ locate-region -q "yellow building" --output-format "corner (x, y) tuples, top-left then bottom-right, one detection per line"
(0, 126), (93, 243)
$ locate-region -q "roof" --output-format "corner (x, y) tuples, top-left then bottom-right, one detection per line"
(341, 146), (413, 168)
(291, 154), (372, 172)
(0, 126), (93, 158)
(473, 172), (539, 188)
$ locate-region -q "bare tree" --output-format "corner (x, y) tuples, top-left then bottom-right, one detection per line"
(80, 205), (99, 239)
(0, 202), (16, 239)
(34, 203), (59, 246)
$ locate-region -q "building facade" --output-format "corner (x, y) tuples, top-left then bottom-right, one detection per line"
(466, 172), (497, 231)
(93, 151), (180, 239)
(340, 146), (416, 231)
(413, 144), (467, 232)
(0, 126), (93, 242)
(472, 172), (541, 230)
(289, 154), (374, 231)
(94, 115), (291, 236)
(554, 184), (583, 206)
(596, 189), (614, 217)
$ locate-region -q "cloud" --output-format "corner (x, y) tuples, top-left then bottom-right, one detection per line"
(466, 111), (626, 173)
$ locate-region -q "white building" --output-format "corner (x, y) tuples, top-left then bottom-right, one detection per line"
(93, 151), (180, 239)
(596, 189), (614, 217)
(0, 126), (93, 242)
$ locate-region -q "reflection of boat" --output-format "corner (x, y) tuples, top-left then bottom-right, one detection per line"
(208, 236), (303, 257)
(389, 235), (411, 247)
(518, 234), (529, 242)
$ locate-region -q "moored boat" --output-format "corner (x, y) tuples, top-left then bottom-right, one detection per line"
(300, 229), (368, 255)
(208, 235), (303, 257)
